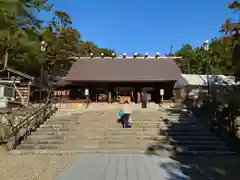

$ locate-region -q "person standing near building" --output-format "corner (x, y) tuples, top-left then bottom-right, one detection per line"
(141, 91), (147, 108)
(85, 88), (89, 108)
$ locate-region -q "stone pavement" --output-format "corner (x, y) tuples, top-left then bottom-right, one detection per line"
(55, 154), (189, 180)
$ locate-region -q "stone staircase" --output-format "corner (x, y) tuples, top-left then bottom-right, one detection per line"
(9, 106), (236, 156)
(149, 108), (236, 156)
(10, 108), (165, 154)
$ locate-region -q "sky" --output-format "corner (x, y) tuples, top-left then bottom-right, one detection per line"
(46, 0), (235, 55)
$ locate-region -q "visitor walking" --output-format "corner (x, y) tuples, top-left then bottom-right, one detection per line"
(141, 91), (148, 108)
(85, 88), (90, 108)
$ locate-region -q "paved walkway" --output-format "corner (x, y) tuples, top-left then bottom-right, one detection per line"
(55, 154), (189, 180)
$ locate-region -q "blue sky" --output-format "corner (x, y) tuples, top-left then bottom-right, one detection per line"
(46, 0), (235, 55)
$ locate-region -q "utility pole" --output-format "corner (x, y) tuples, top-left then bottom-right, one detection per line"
(3, 50), (8, 69)
(169, 44), (173, 56)
(3, 31), (10, 69)
(39, 41), (47, 104)
(187, 55), (191, 74)
(203, 40), (211, 98)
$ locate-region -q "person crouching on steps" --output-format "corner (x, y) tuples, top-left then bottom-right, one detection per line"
(122, 100), (132, 128)
(118, 109), (124, 128)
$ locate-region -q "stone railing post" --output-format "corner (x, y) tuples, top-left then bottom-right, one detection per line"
(235, 117), (240, 139)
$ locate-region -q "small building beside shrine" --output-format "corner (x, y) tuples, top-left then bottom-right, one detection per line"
(173, 74), (236, 103)
(58, 56), (182, 103)
(0, 68), (49, 107)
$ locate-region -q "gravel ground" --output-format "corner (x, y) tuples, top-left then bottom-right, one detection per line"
(0, 147), (73, 180)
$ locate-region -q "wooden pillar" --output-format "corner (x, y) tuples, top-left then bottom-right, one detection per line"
(137, 92), (141, 103)
(27, 81), (31, 107)
(137, 88), (141, 103)
(108, 91), (112, 103)
(66, 90), (70, 100)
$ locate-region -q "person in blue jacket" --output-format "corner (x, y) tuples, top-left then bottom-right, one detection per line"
(118, 109), (124, 128)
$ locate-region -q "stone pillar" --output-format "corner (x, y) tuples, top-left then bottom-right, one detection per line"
(108, 91), (112, 103)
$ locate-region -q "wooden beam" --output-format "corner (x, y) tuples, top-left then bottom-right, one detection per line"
(27, 81), (31, 107)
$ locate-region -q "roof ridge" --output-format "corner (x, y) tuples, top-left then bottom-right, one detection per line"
(69, 56), (181, 60)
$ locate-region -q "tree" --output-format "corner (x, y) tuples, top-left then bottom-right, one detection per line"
(220, 1), (240, 79)
(0, 0), (52, 73)
(174, 2), (240, 76)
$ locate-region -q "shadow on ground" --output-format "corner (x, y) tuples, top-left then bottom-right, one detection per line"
(145, 108), (240, 180)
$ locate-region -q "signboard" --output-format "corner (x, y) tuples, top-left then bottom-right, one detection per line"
(160, 89), (164, 96)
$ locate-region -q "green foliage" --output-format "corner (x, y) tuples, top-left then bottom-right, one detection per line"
(174, 1), (240, 76)
(0, 0), (115, 79)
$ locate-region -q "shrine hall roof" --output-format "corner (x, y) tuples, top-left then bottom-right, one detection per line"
(65, 57), (182, 82)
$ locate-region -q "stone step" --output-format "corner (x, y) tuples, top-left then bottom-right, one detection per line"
(43, 120), (162, 125)
(9, 149), (146, 155)
(173, 150), (236, 156)
(22, 139), (155, 145)
(36, 127), (78, 132)
(163, 120), (199, 124)
(159, 125), (207, 130)
(151, 144), (229, 151)
(43, 121), (79, 125)
(107, 127), (158, 131)
(168, 140), (226, 146)
(79, 123), (161, 127)
(162, 122), (200, 126)
(27, 135), (65, 140)
(46, 118), (79, 122)
(27, 134), (166, 141)
(31, 131), (79, 136)
(73, 127), (158, 131)
(161, 131), (213, 136)
(160, 126), (208, 131)
(16, 143), (151, 150)
(56, 111), (79, 113)
(31, 130), (157, 137)
(35, 127), (159, 132)
(160, 128), (208, 133)
(36, 127), (158, 133)
(10, 148), (236, 156)
(17, 142), (230, 153)
(40, 122), (160, 128)
(168, 135), (219, 141)
(17, 144), (60, 150)
(107, 129), (157, 134)
(37, 126), (117, 132)
(22, 139), (227, 148)
(179, 146), (229, 152)
(23, 139), (65, 145)
(107, 132), (158, 136)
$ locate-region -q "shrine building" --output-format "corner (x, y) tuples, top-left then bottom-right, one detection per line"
(56, 54), (182, 103)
